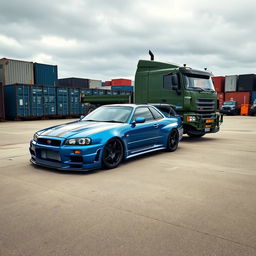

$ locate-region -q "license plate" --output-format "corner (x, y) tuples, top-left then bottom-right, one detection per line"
(205, 128), (211, 132)
(206, 119), (213, 123)
(41, 150), (61, 161)
(205, 124), (212, 128)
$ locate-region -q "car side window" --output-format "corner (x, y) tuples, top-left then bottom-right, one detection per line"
(132, 107), (154, 122)
(149, 107), (163, 120)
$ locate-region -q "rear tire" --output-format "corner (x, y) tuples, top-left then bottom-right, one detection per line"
(166, 129), (179, 152)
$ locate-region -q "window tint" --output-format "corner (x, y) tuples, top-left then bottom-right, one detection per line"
(132, 107), (154, 122)
(149, 107), (163, 120)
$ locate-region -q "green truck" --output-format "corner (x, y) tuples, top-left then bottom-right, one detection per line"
(134, 58), (223, 137)
(82, 55), (223, 137)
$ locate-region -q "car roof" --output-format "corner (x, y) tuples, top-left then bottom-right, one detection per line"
(102, 104), (153, 108)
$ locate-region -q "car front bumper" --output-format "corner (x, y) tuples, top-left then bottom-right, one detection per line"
(29, 140), (104, 171)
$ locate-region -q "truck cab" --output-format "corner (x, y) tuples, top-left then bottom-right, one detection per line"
(220, 101), (239, 115)
(134, 60), (223, 137)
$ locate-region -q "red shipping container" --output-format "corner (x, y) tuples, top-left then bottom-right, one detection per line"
(225, 92), (251, 108)
(105, 81), (112, 86)
(217, 92), (224, 108)
(212, 76), (225, 93)
(111, 78), (132, 86)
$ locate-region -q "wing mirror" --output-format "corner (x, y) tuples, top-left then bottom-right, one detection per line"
(80, 115), (85, 121)
(132, 117), (146, 125)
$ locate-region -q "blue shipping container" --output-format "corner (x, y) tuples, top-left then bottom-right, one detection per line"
(251, 91), (256, 104)
(34, 63), (58, 86)
(69, 88), (80, 116)
(4, 84), (31, 119)
(111, 86), (134, 92)
(43, 87), (56, 116)
(31, 86), (44, 117)
(56, 88), (69, 116)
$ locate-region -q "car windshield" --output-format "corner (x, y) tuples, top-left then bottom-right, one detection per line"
(223, 101), (235, 106)
(83, 106), (133, 123)
(184, 75), (215, 91)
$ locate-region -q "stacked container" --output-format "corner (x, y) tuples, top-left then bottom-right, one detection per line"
(34, 63), (58, 86)
(69, 88), (80, 116)
(89, 79), (102, 89)
(31, 86), (44, 117)
(225, 75), (238, 92)
(0, 82), (5, 121)
(237, 74), (256, 92)
(111, 79), (132, 86)
(212, 76), (225, 109)
(105, 81), (112, 86)
(4, 84), (32, 119)
(58, 78), (89, 88)
(43, 87), (56, 116)
(56, 88), (69, 116)
(0, 58), (34, 85)
(225, 92), (251, 108)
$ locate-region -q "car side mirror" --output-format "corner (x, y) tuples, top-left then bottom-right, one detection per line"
(132, 117), (146, 126)
(80, 115), (85, 121)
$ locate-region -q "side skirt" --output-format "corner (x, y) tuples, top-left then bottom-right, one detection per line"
(126, 147), (166, 159)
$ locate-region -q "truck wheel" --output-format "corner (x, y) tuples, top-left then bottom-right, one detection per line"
(166, 129), (179, 152)
(187, 132), (205, 138)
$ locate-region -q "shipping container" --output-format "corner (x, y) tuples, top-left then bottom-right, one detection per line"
(58, 78), (89, 88)
(101, 82), (106, 87)
(251, 92), (256, 104)
(105, 81), (112, 86)
(111, 86), (134, 92)
(31, 86), (44, 117)
(225, 75), (238, 92)
(0, 83), (5, 121)
(56, 88), (69, 116)
(4, 84), (31, 119)
(237, 74), (256, 92)
(212, 76), (225, 93)
(111, 78), (132, 86)
(43, 87), (56, 116)
(225, 92), (251, 108)
(0, 58), (34, 85)
(217, 92), (224, 108)
(69, 88), (80, 116)
(34, 63), (58, 86)
(89, 79), (102, 89)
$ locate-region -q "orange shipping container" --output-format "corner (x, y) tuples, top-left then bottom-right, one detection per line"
(111, 78), (132, 86)
(217, 92), (224, 108)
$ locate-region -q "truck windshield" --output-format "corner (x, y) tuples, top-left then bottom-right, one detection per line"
(184, 75), (215, 92)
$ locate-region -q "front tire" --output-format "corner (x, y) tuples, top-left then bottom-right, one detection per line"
(166, 129), (179, 152)
(102, 138), (124, 169)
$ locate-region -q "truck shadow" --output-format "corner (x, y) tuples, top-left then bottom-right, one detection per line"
(181, 136), (220, 142)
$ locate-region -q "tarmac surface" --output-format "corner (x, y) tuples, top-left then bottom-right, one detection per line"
(0, 116), (256, 256)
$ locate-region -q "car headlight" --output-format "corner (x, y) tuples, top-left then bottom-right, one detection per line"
(186, 116), (196, 122)
(65, 137), (91, 145)
(33, 133), (39, 141)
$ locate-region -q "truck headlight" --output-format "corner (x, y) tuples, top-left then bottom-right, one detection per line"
(65, 137), (91, 145)
(186, 116), (196, 122)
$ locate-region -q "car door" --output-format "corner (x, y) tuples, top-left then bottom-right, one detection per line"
(126, 107), (160, 154)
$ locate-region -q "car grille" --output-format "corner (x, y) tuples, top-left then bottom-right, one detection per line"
(196, 98), (215, 113)
(37, 138), (62, 146)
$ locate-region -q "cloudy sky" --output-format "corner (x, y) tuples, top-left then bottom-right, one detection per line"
(0, 0), (256, 81)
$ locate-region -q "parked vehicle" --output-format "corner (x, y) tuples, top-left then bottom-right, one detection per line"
(249, 99), (256, 116)
(134, 52), (223, 137)
(30, 104), (183, 171)
(220, 101), (239, 115)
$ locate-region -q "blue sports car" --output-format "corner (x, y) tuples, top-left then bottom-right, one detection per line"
(30, 104), (183, 171)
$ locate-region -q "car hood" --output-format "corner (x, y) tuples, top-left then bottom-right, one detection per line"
(38, 121), (123, 138)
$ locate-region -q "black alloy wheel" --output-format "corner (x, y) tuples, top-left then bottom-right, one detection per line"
(102, 138), (124, 169)
(166, 129), (179, 152)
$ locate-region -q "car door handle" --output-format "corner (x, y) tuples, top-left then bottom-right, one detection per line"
(153, 124), (159, 128)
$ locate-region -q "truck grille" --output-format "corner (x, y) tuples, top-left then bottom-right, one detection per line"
(37, 138), (62, 146)
(196, 98), (215, 113)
